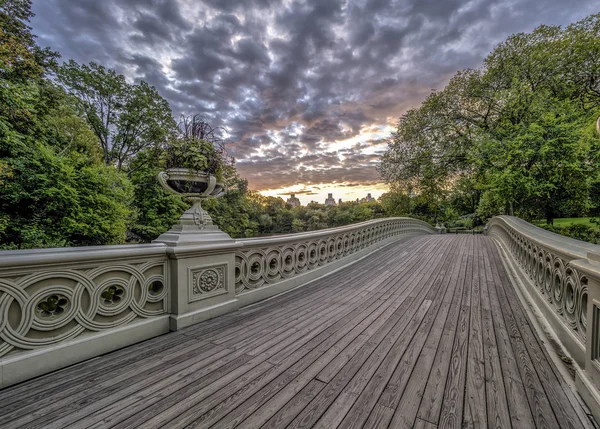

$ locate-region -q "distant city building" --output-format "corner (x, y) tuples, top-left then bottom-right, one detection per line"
(287, 193), (300, 207)
(338, 198), (343, 206)
(324, 193), (336, 206)
(359, 193), (376, 203)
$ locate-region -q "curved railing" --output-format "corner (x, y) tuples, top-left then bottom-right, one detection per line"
(487, 216), (595, 348)
(487, 216), (600, 406)
(234, 217), (435, 297)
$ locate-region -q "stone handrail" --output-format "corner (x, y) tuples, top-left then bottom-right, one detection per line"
(0, 243), (170, 387)
(487, 216), (600, 411)
(234, 217), (435, 298)
(0, 217), (434, 387)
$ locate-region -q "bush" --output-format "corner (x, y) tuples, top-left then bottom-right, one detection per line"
(539, 223), (600, 244)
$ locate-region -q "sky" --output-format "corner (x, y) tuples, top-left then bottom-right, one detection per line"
(31, 0), (598, 205)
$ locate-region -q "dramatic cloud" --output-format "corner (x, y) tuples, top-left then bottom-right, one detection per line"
(31, 0), (598, 203)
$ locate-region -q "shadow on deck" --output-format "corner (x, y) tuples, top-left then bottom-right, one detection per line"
(0, 235), (596, 428)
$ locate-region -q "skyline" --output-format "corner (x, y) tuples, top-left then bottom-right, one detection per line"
(30, 0), (599, 202)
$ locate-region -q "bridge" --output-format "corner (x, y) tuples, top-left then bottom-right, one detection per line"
(0, 217), (599, 428)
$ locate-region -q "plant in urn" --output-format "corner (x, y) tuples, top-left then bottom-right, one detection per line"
(155, 135), (232, 245)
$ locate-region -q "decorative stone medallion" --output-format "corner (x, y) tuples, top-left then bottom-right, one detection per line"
(189, 264), (227, 302)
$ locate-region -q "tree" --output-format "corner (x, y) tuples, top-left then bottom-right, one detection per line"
(57, 60), (176, 170)
(479, 98), (591, 223)
(380, 191), (410, 216)
(0, 1), (135, 248)
(380, 13), (600, 225)
(0, 0), (58, 81)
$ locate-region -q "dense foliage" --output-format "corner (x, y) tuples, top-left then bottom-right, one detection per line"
(0, 1), (390, 249)
(379, 14), (600, 229)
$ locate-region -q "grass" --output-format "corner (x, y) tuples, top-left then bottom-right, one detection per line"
(535, 217), (600, 230)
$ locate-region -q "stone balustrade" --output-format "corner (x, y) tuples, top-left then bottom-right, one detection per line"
(487, 215), (600, 411)
(0, 243), (170, 387)
(0, 217), (434, 387)
(234, 218), (435, 306)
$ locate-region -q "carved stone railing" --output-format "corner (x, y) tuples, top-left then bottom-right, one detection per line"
(234, 218), (435, 306)
(0, 244), (170, 387)
(0, 217), (434, 388)
(487, 216), (600, 417)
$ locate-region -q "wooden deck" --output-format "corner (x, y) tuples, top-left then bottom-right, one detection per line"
(0, 235), (596, 428)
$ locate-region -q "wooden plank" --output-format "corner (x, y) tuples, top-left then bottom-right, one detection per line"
(367, 241), (466, 429)
(183, 235), (427, 343)
(414, 417), (438, 429)
(116, 360), (275, 429)
(0, 333), (195, 414)
(0, 331), (186, 410)
(312, 237), (464, 429)
(0, 235), (595, 429)
(363, 404), (395, 429)
(315, 237), (458, 386)
(484, 240), (553, 429)
(464, 237), (487, 429)
(481, 240), (535, 429)
(386, 242), (468, 429)
(415, 236), (471, 425)
(314, 238), (462, 429)
(4, 343), (232, 429)
(20, 350), (248, 429)
(438, 237), (475, 429)
(261, 380), (327, 429)
(210, 249), (400, 346)
(265, 236), (439, 366)
(239, 289), (435, 428)
(0, 337), (211, 422)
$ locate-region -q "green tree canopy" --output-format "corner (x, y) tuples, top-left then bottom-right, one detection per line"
(379, 12), (600, 224)
(57, 60), (176, 170)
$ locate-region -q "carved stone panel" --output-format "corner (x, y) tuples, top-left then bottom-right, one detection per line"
(188, 264), (228, 302)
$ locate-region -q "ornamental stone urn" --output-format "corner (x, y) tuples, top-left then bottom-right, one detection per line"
(154, 168), (232, 246)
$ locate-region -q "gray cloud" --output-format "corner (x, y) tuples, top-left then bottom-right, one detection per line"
(31, 0), (599, 190)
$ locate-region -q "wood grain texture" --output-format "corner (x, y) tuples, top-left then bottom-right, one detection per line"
(0, 235), (593, 429)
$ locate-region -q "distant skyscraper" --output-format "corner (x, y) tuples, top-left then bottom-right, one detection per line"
(287, 193), (300, 207)
(338, 198), (343, 206)
(324, 193), (336, 206)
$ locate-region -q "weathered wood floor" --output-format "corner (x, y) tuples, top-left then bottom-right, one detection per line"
(0, 235), (596, 429)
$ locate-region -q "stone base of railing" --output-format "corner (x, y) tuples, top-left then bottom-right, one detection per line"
(0, 316), (170, 389)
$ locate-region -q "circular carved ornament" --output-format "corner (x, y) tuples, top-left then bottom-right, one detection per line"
(198, 269), (220, 292)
